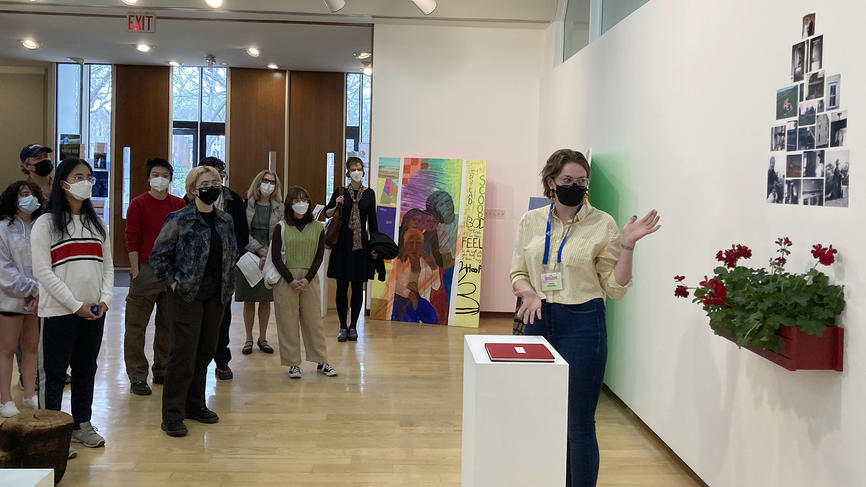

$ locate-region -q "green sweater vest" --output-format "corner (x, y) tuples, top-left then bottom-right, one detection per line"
(283, 220), (323, 269)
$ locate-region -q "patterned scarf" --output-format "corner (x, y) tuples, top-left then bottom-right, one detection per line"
(348, 186), (366, 251)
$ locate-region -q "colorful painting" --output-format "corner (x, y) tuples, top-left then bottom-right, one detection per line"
(370, 157), (487, 328)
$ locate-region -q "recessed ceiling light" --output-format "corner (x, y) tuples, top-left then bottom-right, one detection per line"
(246, 47), (260, 57)
(136, 43), (151, 53)
(121, 0), (137, 5)
(267, 63), (278, 69)
(21, 39), (39, 50)
(353, 51), (372, 60)
(169, 60), (181, 67)
(205, 0), (223, 7)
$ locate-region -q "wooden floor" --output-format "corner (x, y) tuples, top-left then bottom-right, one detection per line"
(8, 287), (698, 486)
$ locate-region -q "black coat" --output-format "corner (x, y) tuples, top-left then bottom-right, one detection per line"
(367, 232), (398, 282)
(325, 186), (378, 282)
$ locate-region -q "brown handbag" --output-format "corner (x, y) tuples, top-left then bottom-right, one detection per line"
(323, 187), (343, 249)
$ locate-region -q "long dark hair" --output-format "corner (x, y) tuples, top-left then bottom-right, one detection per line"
(0, 180), (45, 225)
(47, 158), (106, 240)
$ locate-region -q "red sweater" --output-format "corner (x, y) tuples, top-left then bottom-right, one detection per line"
(126, 192), (186, 264)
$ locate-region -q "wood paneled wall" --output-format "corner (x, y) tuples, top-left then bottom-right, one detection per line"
(288, 71), (344, 208)
(112, 65), (170, 268)
(228, 68), (287, 198)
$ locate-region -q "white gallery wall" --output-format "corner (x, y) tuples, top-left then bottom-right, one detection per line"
(0, 63), (47, 190)
(370, 23), (546, 313)
(537, 0), (865, 485)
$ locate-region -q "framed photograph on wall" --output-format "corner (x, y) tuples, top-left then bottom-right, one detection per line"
(826, 74), (840, 110)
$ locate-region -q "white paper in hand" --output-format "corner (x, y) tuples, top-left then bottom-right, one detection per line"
(237, 251), (264, 288)
(312, 204), (326, 220)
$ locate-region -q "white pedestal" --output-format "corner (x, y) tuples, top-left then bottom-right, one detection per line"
(0, 469), (53, 487)
(462, 335), (568, 487)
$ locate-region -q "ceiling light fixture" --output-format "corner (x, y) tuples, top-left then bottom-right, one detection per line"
(267, 63), (278, 69)
(246, 47), (260, 57)
(322, 0), (345, 13)
(21, 39), (39, 50)
(410, 0), (436, 15)
(204, 0), (223, 7)
(121, 0), (137, 5)
(362, 61), (372, 76)
(169, 60), (181, 67)
(353, 51), (371, 60)
(136, 43), (151, 52)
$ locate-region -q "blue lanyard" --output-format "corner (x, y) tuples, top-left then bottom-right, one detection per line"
(543, 203), (580, 266)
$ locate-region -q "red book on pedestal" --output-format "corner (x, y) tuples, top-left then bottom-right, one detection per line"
(484, 343), (555, 362)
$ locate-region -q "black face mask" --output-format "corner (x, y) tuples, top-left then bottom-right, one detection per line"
(197, 186), (221, 205)
(555, 183), (587, 207)
(33, 159), (54, 177)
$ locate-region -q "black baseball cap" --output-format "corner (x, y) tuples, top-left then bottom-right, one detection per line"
(20, 144), (53, 163)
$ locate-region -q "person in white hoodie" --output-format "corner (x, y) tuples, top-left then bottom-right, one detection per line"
(32, 158), (113, 459)
(0, 181), (44, 418)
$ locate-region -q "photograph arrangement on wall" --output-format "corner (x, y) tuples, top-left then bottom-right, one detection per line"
(369, 157), (487, 328)
(769, 12), (849, 207)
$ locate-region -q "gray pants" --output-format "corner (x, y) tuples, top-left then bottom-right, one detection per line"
(123, 264), (172, 383)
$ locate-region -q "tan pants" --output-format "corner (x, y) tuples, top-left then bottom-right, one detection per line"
(273, 270), (327, 367)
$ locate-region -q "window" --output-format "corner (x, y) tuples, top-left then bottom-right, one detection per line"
(345, 72), (371, 186)
(563, 0), (650, 62)
(171, 66), (227, 197)
(56, 63), (112, 224)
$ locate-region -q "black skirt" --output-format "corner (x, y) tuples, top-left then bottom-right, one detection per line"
(325, 186), (379, 283)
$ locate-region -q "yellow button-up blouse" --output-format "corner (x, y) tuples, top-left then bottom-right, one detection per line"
(509, 202), (631, 304)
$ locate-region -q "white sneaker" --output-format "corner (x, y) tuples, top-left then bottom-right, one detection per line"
(71, 421), (105, 448)
(288, 365), (302, 379)
(317, 363), (338, 377)
(68, 445), (77, 459)
(0, 401), (19, 417)
(22, 396), (38, 409)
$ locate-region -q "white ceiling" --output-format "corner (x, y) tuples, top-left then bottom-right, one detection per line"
(0, 0), (557, 71)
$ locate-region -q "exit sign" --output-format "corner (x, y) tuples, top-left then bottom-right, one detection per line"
(127, 14), (156, 33)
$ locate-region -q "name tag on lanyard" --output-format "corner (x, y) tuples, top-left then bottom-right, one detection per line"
(540, 203), (579, 292)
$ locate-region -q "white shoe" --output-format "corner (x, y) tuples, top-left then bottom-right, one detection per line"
(288, 365), (302, 379)
(22, 396), (38, 409)
(68, 445), (77, 459)
(0, 401), (20, 418)
(317, 363), (338, 377)
(71, 421), (105, 448)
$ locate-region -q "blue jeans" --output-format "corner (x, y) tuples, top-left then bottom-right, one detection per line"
(524, 299), (607, 487)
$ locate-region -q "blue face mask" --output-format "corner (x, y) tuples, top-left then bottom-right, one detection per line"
(18, 195), (41, 215)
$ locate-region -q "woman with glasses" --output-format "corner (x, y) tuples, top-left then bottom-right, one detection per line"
(31, 158), (114, 458)
(510, 149), (660, 487)
(150, 166), (238, 437)
(237, 170), (284, 356)
(0, 181), (44, 418)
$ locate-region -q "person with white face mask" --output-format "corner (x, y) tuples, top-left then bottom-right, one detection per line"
(31, 158), (114, 458)
(237, 170), (284, 358)
(0, 181), (45, 419)
(123, 158), (186, 396)
(270, 186), (336, 379)
(324, 157), (380, 342)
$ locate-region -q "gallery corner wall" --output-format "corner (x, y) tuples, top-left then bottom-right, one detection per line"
(370, 22), (547, 313)
(538, 0), (866, 485)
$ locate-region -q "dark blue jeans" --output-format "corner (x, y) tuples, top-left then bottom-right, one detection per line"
(524, 299), (607, 487)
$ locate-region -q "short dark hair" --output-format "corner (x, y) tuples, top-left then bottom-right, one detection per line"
(540, 149), (591, 199)
(198, 157), (226, 171)
(346, 157), (364, 173)
(146, 158), (174, 180)
(284, 186), (313, 224)
(0, 180), (45, 224)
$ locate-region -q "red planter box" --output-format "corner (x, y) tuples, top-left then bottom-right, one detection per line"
(722, 325), (844, 371)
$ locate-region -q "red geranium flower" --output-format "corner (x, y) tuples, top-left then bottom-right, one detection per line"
(715, 244), (753, 269)
(811, 244), (837, 265)
(674, 275), (685, 282)
(773, 257), (787, 266)
(674, 285), (689, 298)
(698, 275), (727, 306)
(775, 237), (792, 246)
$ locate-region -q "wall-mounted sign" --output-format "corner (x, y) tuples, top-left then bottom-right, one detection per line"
(127, 14), (156, 33)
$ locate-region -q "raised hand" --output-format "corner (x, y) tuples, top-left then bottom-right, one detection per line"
(622, 209), (661, 247)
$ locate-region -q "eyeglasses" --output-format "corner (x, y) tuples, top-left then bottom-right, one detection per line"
(198, 180), (222, 188)
(68, 175), (94, 183)
(556, 176), (590, 186)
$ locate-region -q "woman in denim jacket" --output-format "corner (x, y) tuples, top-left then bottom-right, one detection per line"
(150, 166), (238, 437)
(0, 181), (43, 417)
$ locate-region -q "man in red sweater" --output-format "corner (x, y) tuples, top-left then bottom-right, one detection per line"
(124, 158), (186, 396)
